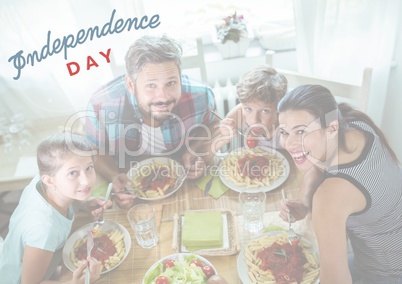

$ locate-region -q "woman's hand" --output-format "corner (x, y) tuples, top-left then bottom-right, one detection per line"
(278, 167), (323, 223)
(111, 173), (136, 209)
(279, 198), (309, 223)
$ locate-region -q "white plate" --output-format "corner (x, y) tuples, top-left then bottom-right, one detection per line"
(143, 253), (217, 284)
(237, 232), (319, 284)
(219, 146), (290, 193)
(127, 157), (186, 201)
(62, 221), (131, 274)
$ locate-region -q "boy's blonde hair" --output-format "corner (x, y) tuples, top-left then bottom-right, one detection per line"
(236, 65), (287, 104)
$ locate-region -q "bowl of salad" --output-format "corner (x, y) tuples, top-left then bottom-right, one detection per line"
(143, 253), (217, 284)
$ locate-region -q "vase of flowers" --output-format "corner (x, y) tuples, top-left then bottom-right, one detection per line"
(214, 11), (250, 59)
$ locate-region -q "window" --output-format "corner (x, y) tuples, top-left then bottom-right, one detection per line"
(139, 0), (295, 44)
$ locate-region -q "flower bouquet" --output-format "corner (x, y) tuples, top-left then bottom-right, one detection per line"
(216, 11), (248, 44)
(215, 11), (250, 58)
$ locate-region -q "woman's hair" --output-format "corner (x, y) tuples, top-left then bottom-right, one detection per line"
(37, 133), (94, 177)
(125, 34), (183, 83)
(236, 65), (288, 104)
(277, 84), (398, 163)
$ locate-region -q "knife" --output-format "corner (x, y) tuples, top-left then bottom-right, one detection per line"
(85, 231), (94, 284)
(104, 183), (113, 202)
(204, 158), (223, 196)
(204, 175), (214, 197)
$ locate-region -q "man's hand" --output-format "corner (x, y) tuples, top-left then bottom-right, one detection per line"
(182, 152), (205, 180)
(111, 173), (136, 209)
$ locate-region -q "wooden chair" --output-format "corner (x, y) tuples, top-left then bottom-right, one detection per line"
(265, 50), (372, 112)
(181, 38), (208, 84)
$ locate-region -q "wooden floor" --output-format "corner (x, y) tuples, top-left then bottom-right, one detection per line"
(0, 190), (22, 239)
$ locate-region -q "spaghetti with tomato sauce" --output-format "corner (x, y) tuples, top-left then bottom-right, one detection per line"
(256, 242), (307, 284)
(76, 234), (116, 263)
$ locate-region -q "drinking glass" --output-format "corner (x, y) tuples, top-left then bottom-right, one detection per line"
(239, 191), (266, 233)
(127, 204), (159, 248)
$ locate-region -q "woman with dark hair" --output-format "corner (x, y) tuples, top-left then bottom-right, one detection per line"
(277, 85), (402, 284)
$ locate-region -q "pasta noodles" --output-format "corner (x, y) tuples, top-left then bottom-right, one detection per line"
(70, 228), (126, 272)
(221, 148), (286, 188)
(130, 160), (182, 198)
(244, 233), (319, 284)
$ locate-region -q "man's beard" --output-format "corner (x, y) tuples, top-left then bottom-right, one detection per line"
(139, 100), (177, 123)
(151, 112), (173, 122)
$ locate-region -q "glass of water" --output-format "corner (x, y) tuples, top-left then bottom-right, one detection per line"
(127, 204), (159, 249)
(239, 191), (266, 234)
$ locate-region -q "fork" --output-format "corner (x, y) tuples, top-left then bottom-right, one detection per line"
(211, 110), (246, 137)
(85, 231), (94, 284)
(93, 183), (113, 229)
(281, 189), (298, 244)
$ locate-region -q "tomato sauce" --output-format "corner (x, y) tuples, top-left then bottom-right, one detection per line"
(256, 242), (307, 284)
(141, 172), (174, 191)
(76, 234), (116, 263)
(238, 154), (270, 180)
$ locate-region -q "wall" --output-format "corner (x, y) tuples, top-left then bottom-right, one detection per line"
(203, 40), (297, 86)
(381, 18), (402, 162)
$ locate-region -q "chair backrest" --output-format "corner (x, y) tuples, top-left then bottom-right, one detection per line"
(181, 38), (208, 84)
(266, 50), (372, 112)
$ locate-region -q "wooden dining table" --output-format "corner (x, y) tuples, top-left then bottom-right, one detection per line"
(58, 164), (315, 284)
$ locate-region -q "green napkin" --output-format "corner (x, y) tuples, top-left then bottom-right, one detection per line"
(195, 173), (228, 198)
(182, 211), (223, 247)
(263, 223), (286, 233)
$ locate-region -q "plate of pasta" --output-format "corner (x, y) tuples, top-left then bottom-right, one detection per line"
(127, 157), (186, 201)
(219, 146), (290, 193)
(237, 232), (320, 284)
(62, 221), (131, 274)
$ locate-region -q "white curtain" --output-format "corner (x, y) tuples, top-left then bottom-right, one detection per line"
(293, 0), (400, 125)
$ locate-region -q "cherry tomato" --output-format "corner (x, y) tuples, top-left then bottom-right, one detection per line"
(246, 137), (258, 148)
(190, 260), (203, 267)
(290, 239), (300, 246)
(164, 259), (175, 269)
(202, 265), (215, 278)
(155, 276), (169, 284)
